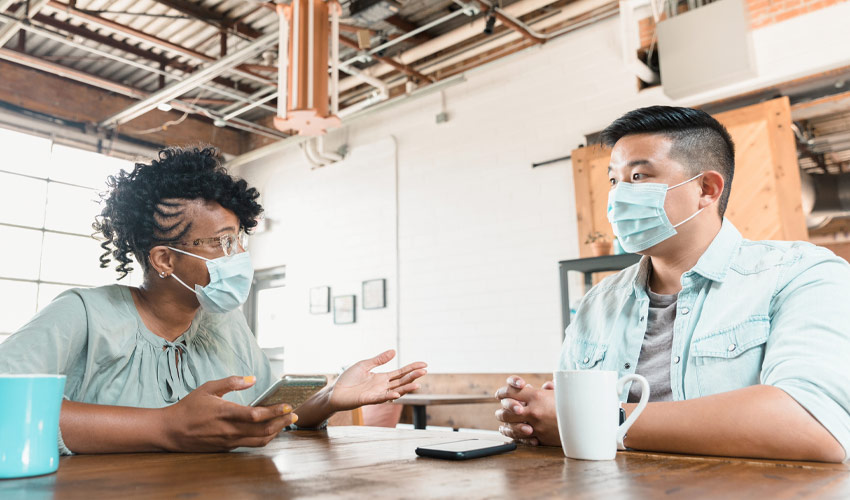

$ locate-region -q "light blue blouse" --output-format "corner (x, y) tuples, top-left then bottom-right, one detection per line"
(0, 285), (274, 451)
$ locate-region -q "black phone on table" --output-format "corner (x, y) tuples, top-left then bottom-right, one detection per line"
(250, 375), (328, 408)
(415, 439), (517, 460)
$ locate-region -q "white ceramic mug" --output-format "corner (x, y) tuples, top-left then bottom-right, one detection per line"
(553, 370), (649, 460)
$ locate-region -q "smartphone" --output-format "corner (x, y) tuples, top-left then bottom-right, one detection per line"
(250, 375), (328, 408)
(415, 439), (517, 460)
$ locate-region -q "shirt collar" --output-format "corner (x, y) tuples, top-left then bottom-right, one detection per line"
(631, 218), (742, 297)
(689, 218), (741, 283)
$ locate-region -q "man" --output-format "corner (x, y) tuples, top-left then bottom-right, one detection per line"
(495, 106), (849, 462)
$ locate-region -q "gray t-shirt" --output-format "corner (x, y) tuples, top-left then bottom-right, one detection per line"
(627, 288), (677, 403)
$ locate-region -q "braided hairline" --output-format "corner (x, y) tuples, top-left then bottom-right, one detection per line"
(93, 146), (263, 280)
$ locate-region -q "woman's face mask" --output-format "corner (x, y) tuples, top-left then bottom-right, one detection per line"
(167, 247), (254, 314)
(607, 173), (707, 253)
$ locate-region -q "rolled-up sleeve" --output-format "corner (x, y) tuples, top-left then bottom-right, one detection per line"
(761, 246), (850, 461)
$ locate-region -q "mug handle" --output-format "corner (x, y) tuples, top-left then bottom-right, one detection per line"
(615, 374), (649, 450)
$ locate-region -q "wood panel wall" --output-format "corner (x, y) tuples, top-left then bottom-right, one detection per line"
(397, 373), (551, 431)
(571, 97), (808, 257)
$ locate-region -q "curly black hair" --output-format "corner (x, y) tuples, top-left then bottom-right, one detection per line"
(94, 146), (263, 280)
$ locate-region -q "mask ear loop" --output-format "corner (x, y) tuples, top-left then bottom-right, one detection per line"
(668, 172), (704, 191)
(672, 206), (707, 228)
(670, 173), (711, 228)
(170, 273), (197, 294)
(166, 246), (211, 294)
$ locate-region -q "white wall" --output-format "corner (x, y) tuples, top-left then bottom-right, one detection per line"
(236, 5), (850, 374)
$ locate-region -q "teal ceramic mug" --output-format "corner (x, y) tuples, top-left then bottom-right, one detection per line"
(0, 374), (66, 478)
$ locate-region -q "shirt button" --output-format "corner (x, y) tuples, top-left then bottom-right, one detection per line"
(674, 356), (681, 364)
(624, 363), (631, 369)
(681, 307), (690, 315)
(583, 357), (590, 364)
(728, 343), (737, 352)
(640, 316), (645, 322)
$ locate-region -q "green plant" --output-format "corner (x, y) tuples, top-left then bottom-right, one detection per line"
(585, 232), (610, 245)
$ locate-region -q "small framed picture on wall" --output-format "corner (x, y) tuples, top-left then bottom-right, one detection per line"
(362, 279), (386, 310)
(310, 286), (330, 314)
(333, 295), (356, 324)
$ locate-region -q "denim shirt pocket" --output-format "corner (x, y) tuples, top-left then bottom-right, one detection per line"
(570, 340), (609, 370)
(689, 316), (769, 397)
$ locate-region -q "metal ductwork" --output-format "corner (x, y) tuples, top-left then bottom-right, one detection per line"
(801, 173), (850, 229)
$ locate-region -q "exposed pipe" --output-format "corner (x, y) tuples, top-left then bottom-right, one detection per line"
(330, 1), (340, 116)
(355, 0), (618, 96)
(301, 138), (328, 168)
(650, 0), (663, 21)
(218, 87), (277, 116)
(664, 0), (677, 18)
(338, 90), (390, 118)
(316, 135), (343, 163)
(277, 3), (290, 120)
(336, 0), (567, 93)
(99, 31), (279, 128)
(801, 172), (850, 228)
(337, 7), (472, 71)
(340, 66), (390, 94)
(619, 0), (661, 84)
(308, 0), (315, 109)
(226, 75), (465, 169)
(221, 92), (277, 121)
(292, 0), (300, 109)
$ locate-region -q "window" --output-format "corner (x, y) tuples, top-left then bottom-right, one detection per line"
(244, 266), (287, 349)
(0, 128), (136, 341)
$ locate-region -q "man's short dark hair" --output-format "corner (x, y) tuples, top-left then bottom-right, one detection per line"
(600, 106), (735, 218)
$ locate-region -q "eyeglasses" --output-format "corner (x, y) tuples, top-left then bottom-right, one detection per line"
(171, 231), (248, 257)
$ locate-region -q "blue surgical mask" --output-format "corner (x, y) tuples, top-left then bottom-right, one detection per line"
(167, 247), (254, 314)
(607, 173), (705, 253)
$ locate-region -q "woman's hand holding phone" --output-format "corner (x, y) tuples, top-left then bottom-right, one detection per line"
(159, 375), (296, 452)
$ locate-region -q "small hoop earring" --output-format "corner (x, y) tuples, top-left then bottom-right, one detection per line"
(159, 271), (167, 279)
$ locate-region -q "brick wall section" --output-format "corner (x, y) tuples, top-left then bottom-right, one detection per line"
(639, 0), (848, 48)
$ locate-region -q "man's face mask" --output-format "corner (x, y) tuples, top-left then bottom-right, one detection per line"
(167, 247), (254, 314)
(607, 173), (707, 253)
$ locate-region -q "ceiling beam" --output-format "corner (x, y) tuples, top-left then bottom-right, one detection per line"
(44, 1), (275, 87)
(31, 12), (250, 92)
(0, 57), (245, 154)
(150, 0), (263, 39)
(99, 30), (278, 128)
(0, 0), (49, 47)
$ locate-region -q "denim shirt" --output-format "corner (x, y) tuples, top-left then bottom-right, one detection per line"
(558, 220), (850, 460)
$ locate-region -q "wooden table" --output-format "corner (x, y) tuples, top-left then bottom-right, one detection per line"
(3, 427), (848, 499)
(392, 393), (495, 429)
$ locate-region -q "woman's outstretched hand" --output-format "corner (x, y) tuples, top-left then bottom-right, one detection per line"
(328, 349), (428, 411)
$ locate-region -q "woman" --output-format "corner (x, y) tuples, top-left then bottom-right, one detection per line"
(0, 146), (426, 454)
